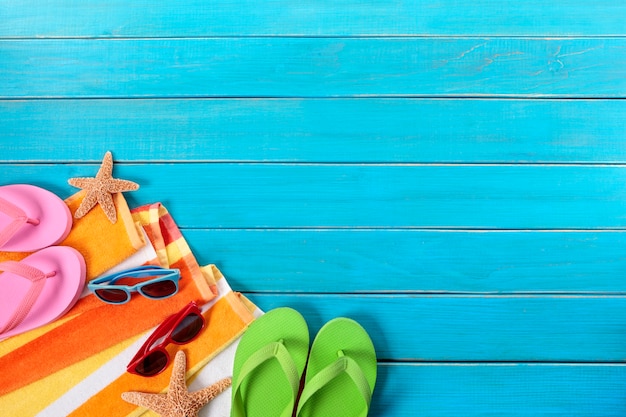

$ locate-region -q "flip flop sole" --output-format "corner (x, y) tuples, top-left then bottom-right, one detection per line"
(298, 317), (377, 417)
(231, 307), (309, 417)
(0, 246), (86, 340)
(0, 184), (72, 252)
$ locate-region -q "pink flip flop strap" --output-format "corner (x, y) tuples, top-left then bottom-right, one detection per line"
(0, 196), (41, 248)
(0, 260), (55, 335)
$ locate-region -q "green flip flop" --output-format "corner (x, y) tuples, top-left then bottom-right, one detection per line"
(296, 317), (377, 417)
(231, 307), (310, 417)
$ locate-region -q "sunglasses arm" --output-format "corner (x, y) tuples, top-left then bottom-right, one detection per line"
(91, 266), (180, 287)
(128, 312), (179, 365)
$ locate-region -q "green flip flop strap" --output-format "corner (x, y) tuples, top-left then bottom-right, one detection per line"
(296, 354), (372, 417)
(232, 341), (301, 417)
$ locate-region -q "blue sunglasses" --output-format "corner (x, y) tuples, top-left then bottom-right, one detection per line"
(88, 265), (181, 304)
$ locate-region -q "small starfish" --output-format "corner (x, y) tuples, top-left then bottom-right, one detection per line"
(68, 151), (139, 223)
(122, 351), (232, 417)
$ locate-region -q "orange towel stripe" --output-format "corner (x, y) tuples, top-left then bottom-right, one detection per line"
(64, 191), (145, 281)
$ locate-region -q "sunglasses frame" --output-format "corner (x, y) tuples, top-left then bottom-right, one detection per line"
(88, 265), (181, 304)
(127, 301), (205, 376)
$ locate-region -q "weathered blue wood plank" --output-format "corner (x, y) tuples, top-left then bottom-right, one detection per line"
(374, 363), (626, 417)
(1, 163), (625, 229)
(2, 1), (625, 37)
(2, 38), (625, 98)
(3, 0), (623, 414)
(3, 98), (626, 163)
(184, 229), (626, 293)
(247, 294), (626, 361)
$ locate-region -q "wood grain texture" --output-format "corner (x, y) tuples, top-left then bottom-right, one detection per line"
(2, 38), (625, 98)
(3, 98), (626, 163)
(2, 1), (626, 37)
(245, 293), (626, 362)
(2, 163), (624, 229)
(183, 229), (626, 293)
(2, 0), (625, 414)
(374, 363), (626, 416)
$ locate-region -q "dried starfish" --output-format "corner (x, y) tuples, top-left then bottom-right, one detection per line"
(122, 351), (232, 417)
(68, 151), (139, 223)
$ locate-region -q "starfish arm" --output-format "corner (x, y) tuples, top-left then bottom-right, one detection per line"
(168, 351), (189, 398)
(96, 151), (114, 179)
(68, 177), (97, 188)
(190, 377), (232, 405)
(97, 190), (117, 223)
(107, 178), (140, 192)
(74, 191), (99, 219)
(121, 391), (171, 414)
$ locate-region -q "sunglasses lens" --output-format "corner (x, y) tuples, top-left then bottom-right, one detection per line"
(135, 350), (168, 376)
(171, 312), (203, 343)
(95, 288), (129, 303)
(141, 279), (178, 299)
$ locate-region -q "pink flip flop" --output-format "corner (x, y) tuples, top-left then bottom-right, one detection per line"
(0, 246), (86, 340)
(0, 184), (72, 252)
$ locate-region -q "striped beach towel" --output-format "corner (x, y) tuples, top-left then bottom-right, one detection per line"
(0, 200), (257, 416)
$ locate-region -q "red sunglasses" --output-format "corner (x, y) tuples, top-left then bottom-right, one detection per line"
(127, 301), (205, 376)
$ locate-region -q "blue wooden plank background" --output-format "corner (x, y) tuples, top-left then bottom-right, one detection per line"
(2, 38), (625, 98)
(4, 164), (626, 229)
(3, 99), (626, 163)
(2, 1), (626, 415)
(2, 1), (625, 37)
